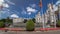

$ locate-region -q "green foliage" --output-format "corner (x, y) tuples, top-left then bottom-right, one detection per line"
(0, 21), (4, 28)
(0, 17), (13, 27)
(0, 19), (6, 22)
(24, 19), (27, 23)
(26, 20), (35, 31)
(32, 18), (35, 23)
(6, 17), (12, 24)
(57, 20), (60, 27)
(0, 17), (12, 24)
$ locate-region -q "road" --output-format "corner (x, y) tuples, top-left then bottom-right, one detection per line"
(0, 30), (60, 34)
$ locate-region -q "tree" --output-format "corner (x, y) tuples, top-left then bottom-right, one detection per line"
(0, 19), (6, 22)
(24, 19), (27, 23)
(0, 21), (4, 28)
(6, 17), (12, 24)
(4, 17), (12, 27)
(56, 20), (60, 27)
(26, 20), (35, 31)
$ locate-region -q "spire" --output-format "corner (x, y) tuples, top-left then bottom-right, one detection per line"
(36, 11), (41, 16)
(38, 11), (40, 14)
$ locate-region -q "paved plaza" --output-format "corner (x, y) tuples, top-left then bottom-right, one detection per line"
(0, 30), (60, 34)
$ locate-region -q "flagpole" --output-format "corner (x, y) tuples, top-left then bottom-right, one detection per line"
(41, 7), (44, 29)
(40, 0), (45, 29)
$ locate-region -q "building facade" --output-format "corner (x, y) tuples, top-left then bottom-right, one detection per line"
(46, 3), (56, 24)
(35, 12), (42, 23)
(13, 18), (24, 23)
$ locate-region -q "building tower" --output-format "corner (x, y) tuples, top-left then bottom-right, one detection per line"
(47, 3), (57, 28)
(35, 12), (41, 23)
(48, 3), (54, 24)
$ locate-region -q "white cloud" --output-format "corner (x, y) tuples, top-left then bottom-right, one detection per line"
(52, 0), (60, 11)
(5, 0), (15, 5)
(26, 7), (37, 12)
(28, 12), (31, 15)
(53, 0), (60, 11)
(0, 0), (4, 5)
(56, 0), (60, 5)
(26, 7), (37, 15)
(0, 0), (4, 2)
(3, 3), (9, 8)
(10, 14), (19, 18)
(53, 5), (58, 11)
(0, 0), (9, 8)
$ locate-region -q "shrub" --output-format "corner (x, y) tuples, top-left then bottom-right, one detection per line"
(0, 21), (4, 28)
(57, 20), (60, 27)
(26, 20), (35, 31)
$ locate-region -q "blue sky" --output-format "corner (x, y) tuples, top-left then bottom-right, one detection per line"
(0, 0), (58, 19)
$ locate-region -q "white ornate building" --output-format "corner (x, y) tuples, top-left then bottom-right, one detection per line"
(35, 12), (42, 23)
(46, 3), (56, 23)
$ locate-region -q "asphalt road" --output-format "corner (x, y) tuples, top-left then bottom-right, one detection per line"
(0, 30), (60, 34)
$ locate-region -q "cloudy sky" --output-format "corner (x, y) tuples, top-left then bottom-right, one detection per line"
(0, 0), (59, 19)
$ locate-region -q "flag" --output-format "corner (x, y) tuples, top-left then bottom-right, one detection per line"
(39, 0), (42, 8)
